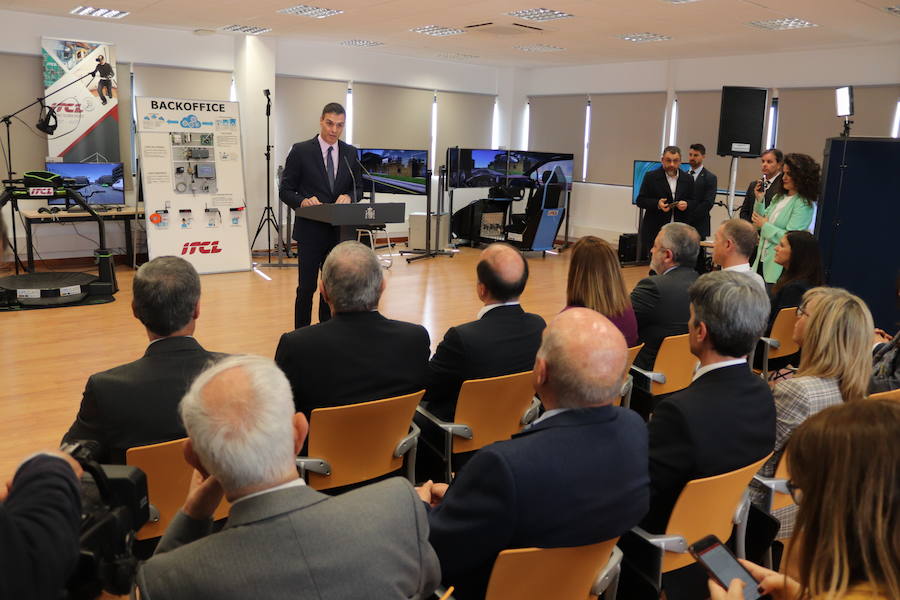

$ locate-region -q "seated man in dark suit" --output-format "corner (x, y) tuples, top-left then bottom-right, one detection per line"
(631, 222), (701, 372)
(422, 242), (546, 422)
(275, 241), (430, 424)
(626, 270), (775, 600)
(62, 256), (223, 463)
(136, 355), (440, 600)
(417, 308), (650, 600)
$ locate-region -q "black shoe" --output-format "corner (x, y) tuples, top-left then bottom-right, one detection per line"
(100, 98), (107, 105)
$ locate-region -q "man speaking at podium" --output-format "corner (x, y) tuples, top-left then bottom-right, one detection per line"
(280, 102), (363, 328)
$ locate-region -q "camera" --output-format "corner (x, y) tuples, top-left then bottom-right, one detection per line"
(95, 56), (103, 62)
(60, 441), (150, 600)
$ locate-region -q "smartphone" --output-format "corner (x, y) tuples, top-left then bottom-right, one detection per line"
(689, 535), (769, 600)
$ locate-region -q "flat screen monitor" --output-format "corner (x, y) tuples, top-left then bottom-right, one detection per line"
(45, 162), (125, 205)
(507, 151), (575, 190)
(357, 148), (428, 195)
(632, 160), (690, 205)
(447, 148), (510, 188)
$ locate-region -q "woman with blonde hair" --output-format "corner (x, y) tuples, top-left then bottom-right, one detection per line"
(751, 286), (874, 536)
(565, 236), (638, 346)
(711, 399), (900, 600)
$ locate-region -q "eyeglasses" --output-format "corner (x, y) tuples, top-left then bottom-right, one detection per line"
(796, 306), (809, 318)
(786, 480), (802, 505)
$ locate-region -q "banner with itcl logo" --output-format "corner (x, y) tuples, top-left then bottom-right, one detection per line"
(136, 96), (250, 273)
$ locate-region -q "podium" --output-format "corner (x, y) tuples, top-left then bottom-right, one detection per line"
(296, 202), (406, 241)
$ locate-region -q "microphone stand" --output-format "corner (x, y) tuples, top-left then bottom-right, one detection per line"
(1, 70), (95, 274)
(252, 90), (291, 268)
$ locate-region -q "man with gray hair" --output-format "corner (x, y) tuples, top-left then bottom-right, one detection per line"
(62, 256), (222, 463)
(631, 222), (701, 372)
(275, 241), (429, 426)
(712, 218), (766, 291)
(642, 270), (775, 534)
(136, 355), (440, 599)
(417, 309), (650, 600)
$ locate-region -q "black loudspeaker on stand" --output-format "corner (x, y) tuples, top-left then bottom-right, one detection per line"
(716, 85), (769, 218)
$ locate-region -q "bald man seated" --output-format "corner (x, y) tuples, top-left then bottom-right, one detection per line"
(421, 243), (546, 422)
(417, 309), (650, 600)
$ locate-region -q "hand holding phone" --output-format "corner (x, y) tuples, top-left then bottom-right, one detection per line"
(689, 535), (770, 600)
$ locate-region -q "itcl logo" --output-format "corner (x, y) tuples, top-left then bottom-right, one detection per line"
(182, 241), (222, 255)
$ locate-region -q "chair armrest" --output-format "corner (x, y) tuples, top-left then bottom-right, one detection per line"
(630, 526), (689, 554)
(760, 336), (781, 350)
(591, 545), (623, 596)
(520, 397), (541, 426)
(733, 489), (751, 526)
(630, 365), (667, 385)
(296, 457), (331, 476)
(394, 422), (420, 458)
(753, 475), (790, 495)
(415, 406), (473, 439)
(621, 374), (634, 397)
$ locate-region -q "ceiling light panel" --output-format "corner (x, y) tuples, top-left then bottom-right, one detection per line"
(411, 25), (465, 36)
(619, 32), (672, 42)
(436, 52), (480, 60)
(507, 8), (574, 21)
(278, 5), (343, 18)
(514, 44), (565, 52)
(747, 17), (818, 30)
(69, 5), (129, 18)
(341, 39), (383, 47)
(885, 5), (900, 16)
(222, 24), (272, 35)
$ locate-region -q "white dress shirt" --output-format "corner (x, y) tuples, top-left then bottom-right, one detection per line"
(476, 301), (520, 320)
(723, 263), (767, 292)
(692, 358), (747, 382)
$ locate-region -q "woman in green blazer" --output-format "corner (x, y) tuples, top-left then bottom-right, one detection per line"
(751, 153), (820, 284)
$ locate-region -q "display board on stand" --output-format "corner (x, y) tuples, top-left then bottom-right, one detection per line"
(136, 97), (250, 273)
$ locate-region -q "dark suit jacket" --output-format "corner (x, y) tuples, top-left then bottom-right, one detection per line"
(739, 174), (784, 222)
(422, 305), (546, 421)
(630, 266), (699, 370)
(687, 167), (718, 238)
(643, 364), (775, 533)
(0, 455), (82, 600)
(62, 337), (223, 464)
(278, 135), (364, 242)
(428, 406), (650, 600)
(636, 168), (695, 252)
(275, 311), (430, 420)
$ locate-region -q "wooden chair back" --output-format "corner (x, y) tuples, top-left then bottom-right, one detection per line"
(484, 538), (619, 600)
(126, 438), (229, 540)
(306, 390), (423, 490)
(627, 344), (644, 369)
(453, 371), (535, 454)
(650, 334), (693, 396)
(869, 388), (900, 401)
(662, 453), (772, 572)
(771, 452), (794, 512)
(768, 308), (800, 360)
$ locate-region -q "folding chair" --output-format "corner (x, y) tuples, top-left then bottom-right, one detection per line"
(296, 390), (423, 491)
(869, 388), (900, 401)
(758, 307), (800, 380)
(630, 334), (694, 398)
(416, 371), (537, 482)
(620, 343), (645, 408)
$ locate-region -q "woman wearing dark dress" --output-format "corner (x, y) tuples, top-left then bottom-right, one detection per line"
(565, 236), (639, 346)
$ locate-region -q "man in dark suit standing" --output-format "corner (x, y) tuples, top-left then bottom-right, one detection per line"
(739, 148), (784, 222)
(628, 271), (774, 600)
(636, 146), (694, 261)
(279, 102), (363, 329)
(631, 222), (700, 372)
(62, 256), (223, 463)
(418, 309), (650, 600)
(275, 241), (429, 429)
(421, 243), (546, 422)
(684, 143), (718, 239)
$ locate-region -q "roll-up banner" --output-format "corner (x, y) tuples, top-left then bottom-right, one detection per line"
(136, 97), (250, 273)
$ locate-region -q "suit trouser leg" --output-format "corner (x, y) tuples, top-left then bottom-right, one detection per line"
(295, 236), (334, 329)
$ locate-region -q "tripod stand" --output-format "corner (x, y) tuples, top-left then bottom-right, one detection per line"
(251, 89), (289, 267)
(2, 70), (95, 273)
(401, 166), (454, 263)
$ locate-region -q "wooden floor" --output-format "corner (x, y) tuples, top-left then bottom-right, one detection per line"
(0, 246), (649, 480)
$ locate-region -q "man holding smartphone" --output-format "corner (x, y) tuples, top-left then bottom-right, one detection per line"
(636, 146), (694, 262)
